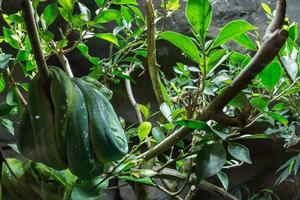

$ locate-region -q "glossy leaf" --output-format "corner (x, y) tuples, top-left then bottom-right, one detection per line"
(228, 142), (252, 164)
(207, 49), (227, 74)
(233, 33), (257, 51)
(1, 119), (14, 135)
(0, 54), (12, 70)
(217, 171), (229, 190)
(44, 3), (59, 26)
(175, 120), (207, 130)
(212, 20), (257, 48)
(261, 3), (272, 15)
(95, 0), (105, 7)
(138, 122), (152, 141)
(160, 103), (172, 122)
(71, 177), (108, 200)
(78, 2), (91, 21)
(268, 112), (288, 126)
(250, 97), (269, 111)
(288, 23), (298, 42)
(258, 61), (282, 91)
(57, 0), (76, 11)
(138, 104), (149, 119)
(229, 92), (248, 108)
(95, 9), (121, 24)
(0, 73), (5, 92)
(3, 27), (20, 49)
(112, 0), (138, 5)
(196, 143), (226, 180)
(95, 33), (119, 46)
(159, 31), (200, 63)
(152, 127), (165, 142)
(186, 0), (212, 41)
(282, 55), (298, 81)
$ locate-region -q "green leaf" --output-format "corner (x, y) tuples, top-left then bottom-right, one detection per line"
(57, 0), (76, 11)
(17, 50), (29, 62)
(0, 103), (16, 116)
(233, 33), (257, 51)
(1, 119), (14, 135)
(0, 73), (5, 92)
(71, 177), (108, 200)
(212, 20), (257, 48)
(288, 23), (298, 42)
(78, 2), (91, 21)
(217, 171), (229, 190)
(44, 3), (59, 26)
(175, 120), (207, 130)
(152, 127), (165, 142)
(250, 97), (269, 111)
(196, 142), (226, 180)
(95, 0), (105, 7)
(138, 104), (149, 119)
(258, 61), (282, 91)
(6, 88), (18, 106)
(160, 103), (172, 122)
(261, 3), (272, 15)
(166, 0), (180, 11)
(229, 92), (247, 108)
(228, 142), (252, 164)
(58, 7), (71, 21)
(138, 122), (152, 141)
(95, 9), (121, 23)
(281, 56), (298, 81)
(159, 31), (200, 63)
(3, 27), (20, 49)
(207, 49), (227, 74)
(0, 54), (12, 70)
(128, 5), (144, 21)
(272, 103), (286, 111)
(111, 0), (138, 5)
(121, 6), (132, 23)
(95, 33), (119, 46)
(186, 0), (212, 42)
(118, 176), (156, 186)
(267, 112), (288, 126)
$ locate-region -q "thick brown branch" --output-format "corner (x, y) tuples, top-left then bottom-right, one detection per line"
(264, 0), (286, 41)
(22, 0), (50, 83)
(146, 0), (164, 105)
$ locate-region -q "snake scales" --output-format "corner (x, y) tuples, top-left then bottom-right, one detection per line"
(17, 66), (128, 179)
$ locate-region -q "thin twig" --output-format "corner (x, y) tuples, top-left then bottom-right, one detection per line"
(6, 68), (27, 106)
(125, 66), (143, 123)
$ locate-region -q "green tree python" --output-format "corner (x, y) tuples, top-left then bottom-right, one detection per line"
(17, 66), (128, 179)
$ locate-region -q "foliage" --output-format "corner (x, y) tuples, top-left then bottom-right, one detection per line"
(0, 0), (299, 199)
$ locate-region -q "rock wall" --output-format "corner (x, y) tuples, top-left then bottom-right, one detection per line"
(152, 0), (299, 37)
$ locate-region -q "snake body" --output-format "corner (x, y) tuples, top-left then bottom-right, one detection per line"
(17, 66), (128, 179)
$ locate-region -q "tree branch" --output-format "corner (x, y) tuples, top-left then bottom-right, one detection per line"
(22, 0), (50, 83)
(146, 0), (164, 105)
(155, 168), (239, 200)
(125, 67), (143, 123)
(138, 0), (288, 161)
